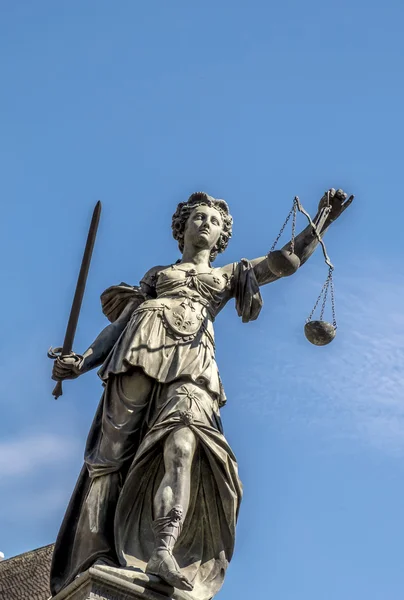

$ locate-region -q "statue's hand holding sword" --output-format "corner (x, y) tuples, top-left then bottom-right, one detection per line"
(48, 201), (102, 399)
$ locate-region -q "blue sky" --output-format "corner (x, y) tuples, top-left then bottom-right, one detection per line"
(1, 1), (404, 598)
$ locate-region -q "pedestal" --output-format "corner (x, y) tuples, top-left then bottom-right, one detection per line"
(52, 564), (195, 600)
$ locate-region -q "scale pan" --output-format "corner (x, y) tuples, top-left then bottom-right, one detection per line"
(304, 321), (336, 346)
(267, 250), (301, 277)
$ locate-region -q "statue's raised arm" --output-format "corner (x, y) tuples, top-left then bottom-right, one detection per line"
(220, 188), (353, 287)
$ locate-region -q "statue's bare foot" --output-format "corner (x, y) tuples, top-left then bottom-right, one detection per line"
(146, 549), (193, 591)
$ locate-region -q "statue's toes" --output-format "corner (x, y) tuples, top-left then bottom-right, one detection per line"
(165, 571), (193, 591)
(146, 550), (194, 591)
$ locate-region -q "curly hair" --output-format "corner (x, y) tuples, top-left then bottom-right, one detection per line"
(172, 192), (233, 262)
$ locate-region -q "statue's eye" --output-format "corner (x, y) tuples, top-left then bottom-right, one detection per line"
(212, 218), (219, 226)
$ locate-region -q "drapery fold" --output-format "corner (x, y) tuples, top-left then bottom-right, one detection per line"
(50, 260), (262, 599)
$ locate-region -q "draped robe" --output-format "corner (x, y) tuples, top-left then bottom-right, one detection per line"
(50, 259), (263, 600)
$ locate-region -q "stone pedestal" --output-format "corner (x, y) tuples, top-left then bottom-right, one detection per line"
(52, 564), (194, 600)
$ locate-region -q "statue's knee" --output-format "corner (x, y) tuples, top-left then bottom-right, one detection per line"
(166, 429), (196, 466)
(175, 438), (194, 462)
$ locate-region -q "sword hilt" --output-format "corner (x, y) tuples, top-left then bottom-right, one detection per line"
(47, 347), (82, 400)
(47, 346), (64, 359)
(48, 346), (65, 399)
(52, 380), (63, 400)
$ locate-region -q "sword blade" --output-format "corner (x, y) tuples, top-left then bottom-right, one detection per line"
(61, 200), (102, 355)
(51, 200), (101, 399)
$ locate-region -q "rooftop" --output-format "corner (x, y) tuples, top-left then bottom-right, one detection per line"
(0, 544), (54, 600)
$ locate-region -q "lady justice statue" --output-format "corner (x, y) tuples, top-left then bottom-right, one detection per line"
(50, 189), (353, 600)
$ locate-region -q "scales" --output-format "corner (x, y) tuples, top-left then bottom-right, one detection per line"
(267, 192), (351, 346)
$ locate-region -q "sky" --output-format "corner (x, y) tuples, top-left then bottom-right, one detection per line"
(1, 1), (404, 599)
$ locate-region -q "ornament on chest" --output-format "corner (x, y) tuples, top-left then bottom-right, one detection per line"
(160, 297), (207, 340)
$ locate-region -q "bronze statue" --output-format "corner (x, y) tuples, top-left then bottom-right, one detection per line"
(49, 189), (353, 600)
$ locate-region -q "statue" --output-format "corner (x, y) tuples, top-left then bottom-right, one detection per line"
(49, 189), (353, 600)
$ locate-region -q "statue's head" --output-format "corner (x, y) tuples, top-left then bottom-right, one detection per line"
(172, 192), (233, 262)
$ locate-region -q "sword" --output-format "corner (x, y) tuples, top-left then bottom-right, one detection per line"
(48, 201), (102, 399)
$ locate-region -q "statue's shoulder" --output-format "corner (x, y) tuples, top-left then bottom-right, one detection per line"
(214, 262), (237, 278)
(212, 262), (238, 290)
(101, 264), (173, 322)
(140, 264), (172, 288)
(140, 263), (177, 297)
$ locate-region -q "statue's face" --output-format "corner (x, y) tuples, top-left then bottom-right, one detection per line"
(183, 204), (223, 253)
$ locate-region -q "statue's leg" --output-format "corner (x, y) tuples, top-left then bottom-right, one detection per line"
(86, 368), (153, 478)
(84, 369), (154, 551)
(146, 427), (196, 591)
(155, 427), (197, 518)
(51, 368), (155, 591)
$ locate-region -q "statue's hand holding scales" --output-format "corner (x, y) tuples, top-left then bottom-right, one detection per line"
(267, 187), (353, 278)
(317, 188), (354, 226)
